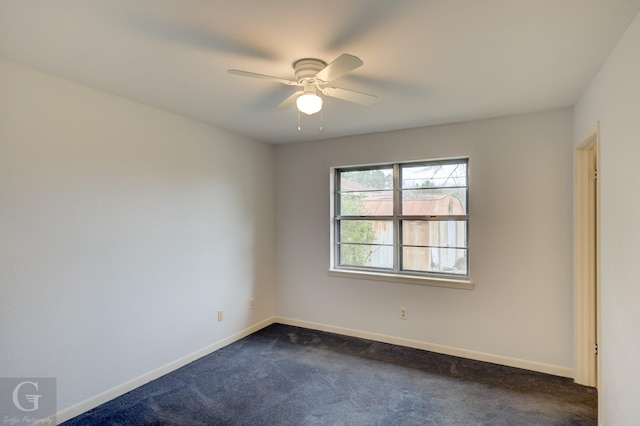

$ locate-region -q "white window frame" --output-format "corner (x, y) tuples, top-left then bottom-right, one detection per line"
(329, 158), (473, 290)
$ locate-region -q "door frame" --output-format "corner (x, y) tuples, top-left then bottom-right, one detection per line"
(574, 123), (600, 388)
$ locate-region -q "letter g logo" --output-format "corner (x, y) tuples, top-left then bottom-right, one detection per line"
(12, 381), (41, 412)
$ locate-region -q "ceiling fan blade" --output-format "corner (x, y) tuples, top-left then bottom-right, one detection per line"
(316, 54), (364, 82)
(322, 87), (377, 106)
(277, 90), (303, 109)
(227, 69), (297, 86)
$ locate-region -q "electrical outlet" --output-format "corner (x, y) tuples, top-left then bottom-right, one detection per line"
(217, 310), (224, 322)
(250, 298), (255, 310)
(400, 307), (408, 320)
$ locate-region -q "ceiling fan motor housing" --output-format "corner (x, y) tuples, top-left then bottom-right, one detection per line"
(293, 58), (327, 83)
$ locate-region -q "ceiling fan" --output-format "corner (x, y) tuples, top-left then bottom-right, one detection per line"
(227, 53), (376, 116)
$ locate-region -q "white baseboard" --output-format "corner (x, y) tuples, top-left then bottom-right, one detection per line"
(55, 317), (276, 424)
(275, 316), (574, 379)
(56, 315), (574, 424)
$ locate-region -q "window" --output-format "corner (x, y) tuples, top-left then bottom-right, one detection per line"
(331, 158), (469, 284)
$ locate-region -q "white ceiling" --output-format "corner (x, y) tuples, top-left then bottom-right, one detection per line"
(1, 1), (639, 144)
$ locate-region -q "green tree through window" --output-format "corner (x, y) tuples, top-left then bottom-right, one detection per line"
(339, 194), (377, 266)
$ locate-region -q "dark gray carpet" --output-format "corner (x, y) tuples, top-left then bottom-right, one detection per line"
(62, 323), (597, 425)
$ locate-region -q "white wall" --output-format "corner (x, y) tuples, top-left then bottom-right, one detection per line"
(574, 11), (640, 426)
(275, 109), (574, 373)
(0, 59), (276, 417)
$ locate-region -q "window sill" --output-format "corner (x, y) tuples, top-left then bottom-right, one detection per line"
(328, 269), (474, 290)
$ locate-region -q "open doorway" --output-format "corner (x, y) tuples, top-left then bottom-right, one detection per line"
(574, 124), (599, 388)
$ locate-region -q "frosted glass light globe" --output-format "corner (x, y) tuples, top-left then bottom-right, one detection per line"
(296, 94), (323, 115)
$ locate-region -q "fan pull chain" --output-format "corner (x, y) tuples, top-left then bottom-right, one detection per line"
(297, 110), (324, 132)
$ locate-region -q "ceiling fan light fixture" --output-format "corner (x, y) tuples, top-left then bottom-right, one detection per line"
(228, 54), (375, 119)
(296, 93), (323, 115)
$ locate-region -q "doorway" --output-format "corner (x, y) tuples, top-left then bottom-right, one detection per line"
(574, 124), (599, 388)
